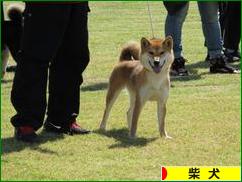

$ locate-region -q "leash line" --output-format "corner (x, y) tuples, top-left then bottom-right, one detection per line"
(147, 1), (155, 38)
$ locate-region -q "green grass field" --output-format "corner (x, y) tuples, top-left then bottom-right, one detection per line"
(1, 2), (241, 180)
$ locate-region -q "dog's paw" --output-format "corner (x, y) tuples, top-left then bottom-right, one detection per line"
(164, 135), (172, 140)
(160, 131), (172, 139)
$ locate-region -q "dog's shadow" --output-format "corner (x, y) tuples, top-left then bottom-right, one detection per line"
(1, 131), (64, 155)
(94, 128), (157, 149)
(81, 82), (108, 92)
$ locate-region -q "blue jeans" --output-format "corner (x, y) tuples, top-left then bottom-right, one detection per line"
(165, 2), (223, 59)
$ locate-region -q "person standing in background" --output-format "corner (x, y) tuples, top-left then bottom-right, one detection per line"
(220, 2), (241, 62)
(163, 2), (239, 76)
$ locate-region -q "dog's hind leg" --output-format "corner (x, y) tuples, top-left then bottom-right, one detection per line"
(130, 95), (143, 138)
(99, 85), (122, 131)
(126, 90), (135, 130)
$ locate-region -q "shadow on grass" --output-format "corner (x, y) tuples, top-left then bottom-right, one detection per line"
(169, 60), (208, 83)
(94, 128), (157, 149)
(1, 130), (64, 155)
(170, 60), (241, 84)
(187, 59), (241, 70)
(175, 60), (241, 82)
(81, 82), (108, 92)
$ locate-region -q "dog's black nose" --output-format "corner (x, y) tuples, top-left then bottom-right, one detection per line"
(154, 61), (160, 66)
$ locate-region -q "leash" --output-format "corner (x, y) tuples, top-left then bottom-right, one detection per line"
(147, 1), (155, 38)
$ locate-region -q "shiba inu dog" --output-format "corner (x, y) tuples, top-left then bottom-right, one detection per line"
(99, 36), (174, 138)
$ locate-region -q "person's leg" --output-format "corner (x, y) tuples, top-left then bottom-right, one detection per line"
(45, 5), (90, 133)
(198, 2), (223, 58)
(10, 3), (70, 142)
(204, 2), (227, 61)
(218, 2), (227, 40)
(224, 2), (240, 50)
(164, 2), (189, 76)
(198, 2), (239, 74)
(223, 2), (241, 62)
(10, 52), (49, 139)
(10, 4), (51, 131)
(164, 2), (189, 58)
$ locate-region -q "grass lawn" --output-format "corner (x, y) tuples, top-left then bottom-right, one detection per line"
(1, 2), (240, 180)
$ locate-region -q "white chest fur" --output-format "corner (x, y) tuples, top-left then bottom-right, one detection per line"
(140, 72), (169, 102)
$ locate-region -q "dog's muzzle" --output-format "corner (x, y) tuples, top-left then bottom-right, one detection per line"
(148, 56), (166, 74)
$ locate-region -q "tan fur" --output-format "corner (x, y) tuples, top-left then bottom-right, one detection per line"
(100, 36), (174, 138)
(119, 41), (140, 61)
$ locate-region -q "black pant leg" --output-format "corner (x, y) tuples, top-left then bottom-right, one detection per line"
(5, 22), (22, 63)
(46, 5), (89, 128)
(218, 2), (227, 39)
(10, 4), (73, 130)
(11, 53), (49, 130)
(224, 2), (241, 50)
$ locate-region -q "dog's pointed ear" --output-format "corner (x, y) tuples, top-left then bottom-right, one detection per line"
(163, 36), (173, 51)
(141, 37), (151, 50)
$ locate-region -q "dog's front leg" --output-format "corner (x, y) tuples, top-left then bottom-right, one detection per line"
(157, 100), (172, 139)
(130, 95), (143, 138)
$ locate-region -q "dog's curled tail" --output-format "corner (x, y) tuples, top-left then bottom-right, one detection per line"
(119, 41), (140, 62)
(7, 4), (24, 23)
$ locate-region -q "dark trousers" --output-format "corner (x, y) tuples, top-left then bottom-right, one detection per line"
(11, 5), (89, 130)
(1, 2), (22, 63)
(223, 2), (241, 50)
(218, 2), (227, 39)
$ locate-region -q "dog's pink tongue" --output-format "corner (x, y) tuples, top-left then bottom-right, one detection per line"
(153, 66), (161, 73)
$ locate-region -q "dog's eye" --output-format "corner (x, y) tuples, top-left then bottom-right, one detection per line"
(160, 51), (165, 55)
(149, 51), (154, 55)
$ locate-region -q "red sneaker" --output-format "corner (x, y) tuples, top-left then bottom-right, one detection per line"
(15, 126), (38, 143)
(69, 121), (90, 135)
